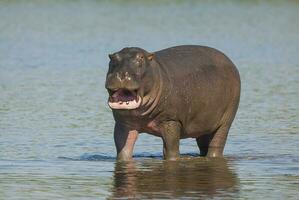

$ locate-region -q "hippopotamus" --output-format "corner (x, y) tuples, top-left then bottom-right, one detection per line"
(105, 45), (240, 161)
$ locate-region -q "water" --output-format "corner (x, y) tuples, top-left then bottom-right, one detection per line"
(0, 0), (298, 199)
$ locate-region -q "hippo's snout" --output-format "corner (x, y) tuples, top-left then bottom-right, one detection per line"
(105, 72), (142, 110)
(107, 88), (141, 110)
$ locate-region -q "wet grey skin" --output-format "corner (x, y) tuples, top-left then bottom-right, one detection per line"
(105, 45), (241, 161)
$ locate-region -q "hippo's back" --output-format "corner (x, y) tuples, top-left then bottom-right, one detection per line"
(155, 45), (237, 73)
(154, 45), (240, 91)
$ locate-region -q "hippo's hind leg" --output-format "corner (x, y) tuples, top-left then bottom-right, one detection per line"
(197, 91), (240, 157)
(196, 103), (239, 157)
(196, 125), (231, 157)
(196, 134), (212, 156)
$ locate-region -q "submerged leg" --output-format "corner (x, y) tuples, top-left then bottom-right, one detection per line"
(114, 122), (138, 161)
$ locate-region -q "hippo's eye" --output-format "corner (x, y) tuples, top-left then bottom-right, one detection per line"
(135, 54), (144, 67)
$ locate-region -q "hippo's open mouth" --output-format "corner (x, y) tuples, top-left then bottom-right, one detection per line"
(108, 89), (142, 110)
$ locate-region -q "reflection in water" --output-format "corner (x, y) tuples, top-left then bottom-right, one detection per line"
(109, 158), (239, 199)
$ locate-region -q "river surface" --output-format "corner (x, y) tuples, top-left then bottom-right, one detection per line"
(0, 1), (298, 199)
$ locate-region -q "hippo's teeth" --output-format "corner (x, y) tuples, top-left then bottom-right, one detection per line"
(126, 101), (129, 105)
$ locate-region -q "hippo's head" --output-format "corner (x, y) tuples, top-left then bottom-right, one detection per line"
(105, 47), (154, 110)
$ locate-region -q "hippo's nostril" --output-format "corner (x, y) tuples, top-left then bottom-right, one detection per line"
(124, 72), (132, 81)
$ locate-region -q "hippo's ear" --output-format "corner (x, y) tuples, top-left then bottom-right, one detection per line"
(109, 53), (121, 61)
(147, 53), (154, 61)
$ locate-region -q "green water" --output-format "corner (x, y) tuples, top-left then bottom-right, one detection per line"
(0, 1), (298, 199)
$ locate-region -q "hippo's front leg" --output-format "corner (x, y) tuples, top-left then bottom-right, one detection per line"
(114, 122), (138, 161)
(161, 121), (181, 160)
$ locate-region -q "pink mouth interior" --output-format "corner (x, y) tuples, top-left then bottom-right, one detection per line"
(109, 89), (138, 103)
(108, 89), (141, 110)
